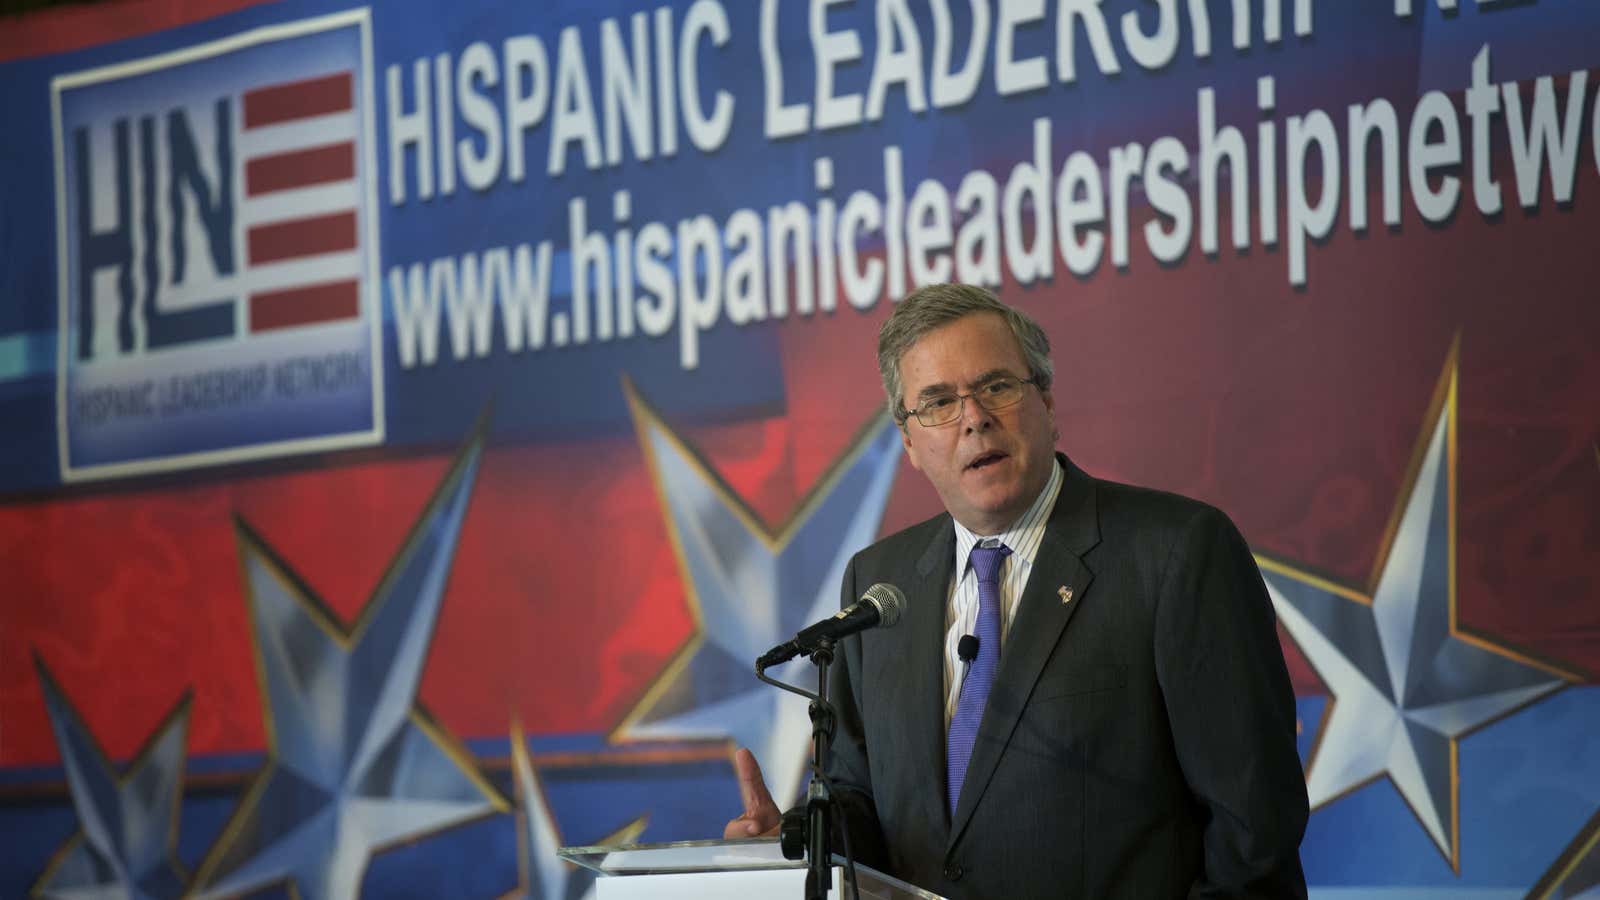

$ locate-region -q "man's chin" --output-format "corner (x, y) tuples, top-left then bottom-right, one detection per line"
(961, 463), (1019, 496)
(957, 490), (1027, 532)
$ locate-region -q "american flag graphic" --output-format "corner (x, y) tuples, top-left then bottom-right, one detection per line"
(238, 71), (361, 333)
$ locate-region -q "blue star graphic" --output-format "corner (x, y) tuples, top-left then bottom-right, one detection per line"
(506, 721), (646, 900)
(612, 379), (903, 808)
(1257, 343), (1578, 871)
(191, 426), (508, 900)
(30, 657), (191, 899)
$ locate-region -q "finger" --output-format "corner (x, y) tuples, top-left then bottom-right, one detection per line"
(733, 748), (777, 816)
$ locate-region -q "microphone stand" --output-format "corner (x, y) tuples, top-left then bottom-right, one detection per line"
(804, 637), (835, 900)
(755, 637), (838, 900)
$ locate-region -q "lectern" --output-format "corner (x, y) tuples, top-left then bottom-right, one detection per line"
(558, 838), (945, 899)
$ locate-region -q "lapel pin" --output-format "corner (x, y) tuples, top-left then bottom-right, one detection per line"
(1058, 585), (1073, 604)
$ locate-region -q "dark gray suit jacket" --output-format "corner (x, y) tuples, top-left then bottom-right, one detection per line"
(825, 456), (1308, 899)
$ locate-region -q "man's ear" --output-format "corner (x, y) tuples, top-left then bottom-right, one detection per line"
(900, 426), (923, 471)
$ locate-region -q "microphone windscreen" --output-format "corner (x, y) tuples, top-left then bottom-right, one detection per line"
(861, 583), (905, 628)
(957, 634), (979, 662)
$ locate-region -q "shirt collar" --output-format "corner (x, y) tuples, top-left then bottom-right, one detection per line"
(952, 457), (1064, 574)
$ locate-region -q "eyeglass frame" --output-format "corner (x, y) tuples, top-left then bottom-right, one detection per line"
(896, 375), (1043, 428)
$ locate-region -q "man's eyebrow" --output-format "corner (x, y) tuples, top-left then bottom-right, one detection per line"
(967, 369), (1016, 388)
(913, 370), (1018, 400)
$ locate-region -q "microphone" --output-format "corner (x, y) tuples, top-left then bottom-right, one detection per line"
(957, 634), (979, 663)
(758, 583), (905, 668)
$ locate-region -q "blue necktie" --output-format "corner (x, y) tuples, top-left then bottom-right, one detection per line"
(946, 542), (1011, 815)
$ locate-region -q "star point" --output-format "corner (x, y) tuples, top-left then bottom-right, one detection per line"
(30, 656), (192, 900)
(189, 423), (508, 900)
(506, 719), (648, 900)
(611, 378), (902, 807)
(1259, 346), (1578, 871)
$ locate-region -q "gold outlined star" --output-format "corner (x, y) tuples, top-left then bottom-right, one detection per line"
(190, 423), (508, 900)
(1258, 337), (1582, 872)
(611, 376), (902, 808)
(504, 718), (647, 900)
(30, 657), (192, 898)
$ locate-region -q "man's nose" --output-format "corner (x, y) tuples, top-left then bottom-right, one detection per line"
(960, 395), (995, 430)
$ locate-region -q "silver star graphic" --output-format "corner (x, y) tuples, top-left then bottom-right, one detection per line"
(611, 379), (902, 808)
(190, 424), (508, 900)
(506, 720), (647, 900)
(30, 657), (191, 900)
(1258, 342), (1578, 871)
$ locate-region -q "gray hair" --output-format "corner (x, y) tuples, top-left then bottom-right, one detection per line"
(877, 283), (1053, 425)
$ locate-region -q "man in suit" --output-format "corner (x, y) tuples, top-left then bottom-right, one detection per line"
(727, 284), (1308, 898)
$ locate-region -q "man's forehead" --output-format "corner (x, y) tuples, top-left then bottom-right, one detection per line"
(899, 314), (1029, 387)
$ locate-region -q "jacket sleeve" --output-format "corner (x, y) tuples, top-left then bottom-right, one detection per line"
(1153, 506), (1310, 899)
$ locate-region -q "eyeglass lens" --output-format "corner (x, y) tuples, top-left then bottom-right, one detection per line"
(915, 378), (1026, 426)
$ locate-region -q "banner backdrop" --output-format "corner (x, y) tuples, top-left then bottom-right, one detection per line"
(2, 0), (1597, 896)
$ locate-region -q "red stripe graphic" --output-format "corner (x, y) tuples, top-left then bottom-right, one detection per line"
(247, 211), (357, 265)
(250, 279), (359, 331)
(246, 143), (355, 196)
(243, 72), (352, 129)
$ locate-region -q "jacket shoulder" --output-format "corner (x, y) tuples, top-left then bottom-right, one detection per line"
(849, 511), (950, 572)
(1089, 476), (1243, 549)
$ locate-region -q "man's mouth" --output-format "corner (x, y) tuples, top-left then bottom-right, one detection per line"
(966, 452), (1008, 471)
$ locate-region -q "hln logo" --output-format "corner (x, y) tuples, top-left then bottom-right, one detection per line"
(73, 71), (363, 361)
(54, 10), (384, 481)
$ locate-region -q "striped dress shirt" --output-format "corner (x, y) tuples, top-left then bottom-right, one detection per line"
(942, 458), (1065, 729)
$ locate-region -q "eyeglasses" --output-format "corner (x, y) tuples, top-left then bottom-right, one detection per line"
(900, 376), (1040, 427)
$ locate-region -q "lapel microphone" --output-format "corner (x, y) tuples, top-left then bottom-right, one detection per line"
(957, 634), (979, 664)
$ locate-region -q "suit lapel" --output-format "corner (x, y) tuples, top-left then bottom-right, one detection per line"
(904, 518), (956, 836)
(948, 457), (1102, 847)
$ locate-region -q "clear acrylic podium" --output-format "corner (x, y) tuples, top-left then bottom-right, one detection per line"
(558, 838), (946, 899)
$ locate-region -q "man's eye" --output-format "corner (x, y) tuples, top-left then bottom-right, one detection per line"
(923, 396), (956, 410)
(981, 380), (1013, 396)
